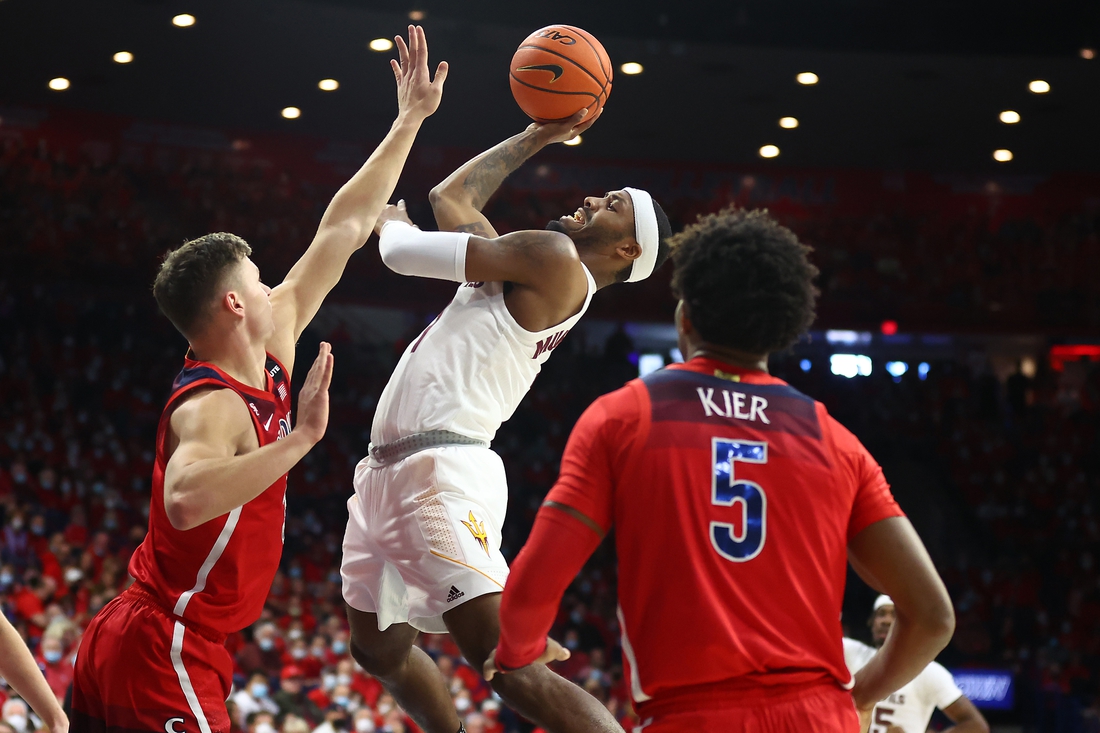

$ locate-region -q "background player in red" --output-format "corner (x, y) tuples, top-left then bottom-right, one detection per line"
(485, 208), (958, 732)
(71, 26), (448, 733)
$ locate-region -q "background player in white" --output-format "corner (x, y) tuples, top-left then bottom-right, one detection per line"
(845, 596), (990, 733)
(339, 110), (673, 733)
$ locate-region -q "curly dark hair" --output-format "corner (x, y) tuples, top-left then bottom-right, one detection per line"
(670, 207), (818, 354)
(152, 232), (252, 338)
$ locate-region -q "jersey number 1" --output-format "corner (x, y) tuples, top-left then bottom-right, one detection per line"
(710, 438), (767, 562)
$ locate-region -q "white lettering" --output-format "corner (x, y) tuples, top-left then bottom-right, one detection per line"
(722, 390), (732, 416)
(750, 395), (770, 424)
(696, 388), (727, 417)
(732, 391), (750, 420)
(165, 718), (186, 733)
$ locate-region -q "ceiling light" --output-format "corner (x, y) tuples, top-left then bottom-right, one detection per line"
(172, 13), (195, 27)
(48, 77), (70, 91)
(759, 144), (779, 158)
(563, 135), (582, 146)
(1028, 79), (1050, 94)
(993, 149), (1013, 162)
(318, 79), (339, 91)
(1081, 48), (1095, 60)
(281, 107), (301, 119)
(778, 116), (799, 129)
(113, 51), (133, 64)
(796, 72), (818, 85)
(369, 38), (394, 52)
(999, 110), (1020, 124)
(408, 10), (426, 21)
(620, 62), (643, 75)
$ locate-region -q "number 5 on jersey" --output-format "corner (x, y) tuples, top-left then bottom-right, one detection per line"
(710, 438), (768, 562)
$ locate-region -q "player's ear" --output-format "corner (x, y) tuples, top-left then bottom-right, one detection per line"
(676, 300), (695, 337)
(616, 237), (641, 262)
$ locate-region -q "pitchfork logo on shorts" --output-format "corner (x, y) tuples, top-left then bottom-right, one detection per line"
(461, 511), (491, 557)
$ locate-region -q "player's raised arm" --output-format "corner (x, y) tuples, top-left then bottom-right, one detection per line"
(847, 516), (956, 718)
(267, 25), (447, 366)
(428, 110), (600, 238)
(163, 343), (333, 530)
(373, 202), (586, 295)
(0, 613), (67, 733)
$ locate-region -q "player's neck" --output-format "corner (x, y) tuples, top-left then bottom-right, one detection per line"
(687, 343), (769, 373)
(189, 330), (268, 390)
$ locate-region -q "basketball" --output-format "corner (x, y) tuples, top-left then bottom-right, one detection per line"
(509, 25), (612, 124)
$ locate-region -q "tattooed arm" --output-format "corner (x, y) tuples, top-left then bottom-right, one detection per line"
(428, 108), (600, 236)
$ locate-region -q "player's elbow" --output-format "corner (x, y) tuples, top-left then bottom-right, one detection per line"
(910, 593), (956, 649)
(164, 490), (201, 531)
(428, 183), (462, 211)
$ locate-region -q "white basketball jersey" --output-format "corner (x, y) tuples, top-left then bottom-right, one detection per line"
(843, 638), (964, 733)
(371, 267), (597, 445)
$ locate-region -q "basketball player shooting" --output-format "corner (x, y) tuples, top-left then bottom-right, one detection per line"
(70, 26), (447, 733)
(338, 113), (672, 733)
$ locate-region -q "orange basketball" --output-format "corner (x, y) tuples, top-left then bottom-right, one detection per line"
(509, 25), (612, 124)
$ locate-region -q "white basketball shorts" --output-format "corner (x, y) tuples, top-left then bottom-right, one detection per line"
(340, 446), (510, 633)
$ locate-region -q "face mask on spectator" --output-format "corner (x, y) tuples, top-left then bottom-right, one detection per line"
(0, 572), (13, 587)
(564, 638), (579, 651)
(354, 718), (375, 733)
(250, 682), (269, 699)
(312, 647), (327, 659)
(64, 568), (83, 585)
(291, 648), (307, 660)
(288, 567), (302, 579)
(258, 638), (275, 652)
(92, 482), (106, 495)
(322, 674), (337, 691)
(103, 518), (118, 530)
(10, 519), (23, 530)
(30, 522), (45, 536)
(336, 674), (352, 686)
(7, 716), (27, 731)
(455, 697), (471, 713)
(255, 723), (276, 733)
(376, 702), (392, 715)
(333, 696), (349, 709)
(288, 629), (303, 641)
(332, 641), (347, 655)
(44, 650), (62, 664)
(570, 610), (583, 624)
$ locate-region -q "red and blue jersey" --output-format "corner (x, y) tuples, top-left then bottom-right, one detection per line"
(545, 357), (903, 713)
(128, 352), (292, 635)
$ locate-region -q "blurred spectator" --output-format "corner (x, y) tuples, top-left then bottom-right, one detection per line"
(273, 665), (323, 726)
(232, 672), (279, 724)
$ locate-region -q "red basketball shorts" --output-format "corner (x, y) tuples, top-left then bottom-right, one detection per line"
(633, 680), (860, 733)
(72, 586), (233, 733)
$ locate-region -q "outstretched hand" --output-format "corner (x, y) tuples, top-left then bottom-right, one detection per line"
(373, 199), (417, 236)
(528, 107), (603, 146)
(295, 342), (334, 446)
(393, 25), (448, 122)
(483, 636), (571, 681)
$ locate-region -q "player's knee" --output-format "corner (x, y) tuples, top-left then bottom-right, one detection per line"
(348, 638), (406, 679)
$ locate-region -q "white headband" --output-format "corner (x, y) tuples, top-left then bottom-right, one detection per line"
(873, 594), (894, 611)
(623, 187), (660, 283)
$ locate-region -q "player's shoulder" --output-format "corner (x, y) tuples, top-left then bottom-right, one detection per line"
(589, 377), (648, 419)
(170, 386), (251, 433)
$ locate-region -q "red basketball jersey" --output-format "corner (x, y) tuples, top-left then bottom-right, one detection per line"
(546, 357), (903, 713)
(128, 353), (292, 634)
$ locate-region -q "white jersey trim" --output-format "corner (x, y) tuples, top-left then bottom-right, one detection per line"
(618, 605), (651, 703)
(173, 506), (242, 617)
(489, 264), (596, 343)
(171, 621), (213, 733)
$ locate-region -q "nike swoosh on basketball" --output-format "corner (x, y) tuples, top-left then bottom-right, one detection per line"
(515, 64), (564, 83)
(263, 415), (273, 430)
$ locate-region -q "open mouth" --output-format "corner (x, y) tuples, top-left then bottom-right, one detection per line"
(560, 208), (586, 227)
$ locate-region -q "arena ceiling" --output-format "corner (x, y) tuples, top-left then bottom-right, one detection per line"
(1, 0), (1097, 171)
